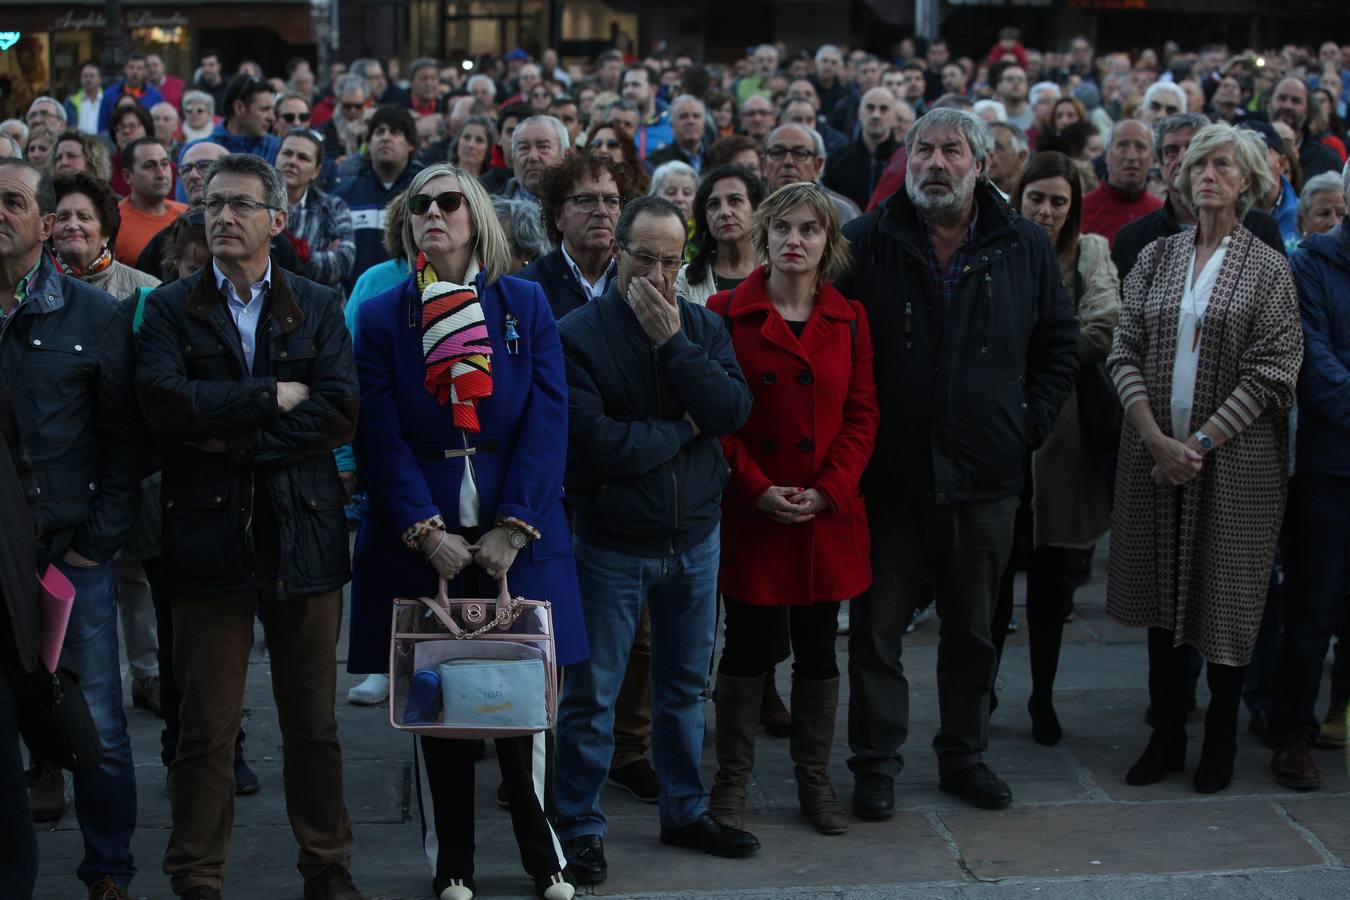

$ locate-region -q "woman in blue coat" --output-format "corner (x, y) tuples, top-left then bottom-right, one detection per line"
(349, 163), (587, 900)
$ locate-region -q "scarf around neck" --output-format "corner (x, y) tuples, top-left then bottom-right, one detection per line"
(50, 245), (114, 279)
(417, 251), (492, 431)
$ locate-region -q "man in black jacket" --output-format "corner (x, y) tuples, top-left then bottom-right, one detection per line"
(823, 87), (900, 210)
(554, 197), (756, 884)
(837, 109), (1078, 817)
(1114, 113), (1287, 280)
(135, 154), (364, 900)
(0, 158), (144, 898)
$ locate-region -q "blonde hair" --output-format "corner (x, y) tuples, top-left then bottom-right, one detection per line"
(401, 163), (511, 284)
(1175, 122), (1276, 221)
(750, 182), (851, 285)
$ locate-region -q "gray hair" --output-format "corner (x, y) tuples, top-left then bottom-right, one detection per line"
(0, 120), (28, 144)
(466, 74), (496, 94)
(766, 123), (827, 162)
(512, 115), (569, 156)
(1153, 112), (1211, 160)
(649, 160), (699, 197)
(973, 98), (1008, 121)
(668, 94), (705, 116)
(1175, 123), (1276, 220)
(1298, 172), (1345, 218)
(492, 195), (553, 263)
(335, 73), (371, 99)
(351, 58), (382, 80)
(408, 57), (440, 80)
(1143, 82), (1187, 115)
(204, 152), (287, 210)
(27, 96), (67, 122)
(989, 121), (1028, 154)
(1028, 81), (1060, 106)
(815, 44), (842, 64)
(906, 107), (992, 166)
(182, 90), (215, 114)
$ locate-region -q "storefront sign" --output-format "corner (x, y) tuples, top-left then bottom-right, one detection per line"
(49, 10), (191, 32)
(0, 31), (19, 51)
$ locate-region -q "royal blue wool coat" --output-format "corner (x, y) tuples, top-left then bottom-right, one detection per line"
(346, 271), (588, 672)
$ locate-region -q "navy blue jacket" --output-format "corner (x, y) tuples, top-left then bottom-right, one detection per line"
(515, 248), (592, 320)
(333, 157), (423, 295)
(347, 272), (588, 672)
(1290, 221), (1350, 478)
(558, 284), (752, 557)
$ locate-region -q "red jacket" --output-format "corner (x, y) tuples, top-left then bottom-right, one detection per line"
(707, 267), (879, 606)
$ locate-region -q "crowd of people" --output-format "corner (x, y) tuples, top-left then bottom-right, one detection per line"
(0, 25), (1348, 900)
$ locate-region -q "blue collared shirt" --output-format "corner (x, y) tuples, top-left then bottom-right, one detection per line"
(560, 244), (616, 302)
(213, 260), (271, 372)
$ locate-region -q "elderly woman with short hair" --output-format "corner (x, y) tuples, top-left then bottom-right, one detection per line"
(1295, 171), (1347, 237)
(49, 172), (161, 298)
(1108, 122), (1304, 795)
(492, 196), (553, 272)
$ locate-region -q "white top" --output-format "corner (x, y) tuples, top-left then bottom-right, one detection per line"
(213, 260), (272, 373)
(1170, 237), (1229, 439)
(561, 244), (615, 301)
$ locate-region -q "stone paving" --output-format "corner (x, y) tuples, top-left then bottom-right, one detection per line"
(32, 546), (1350, 899)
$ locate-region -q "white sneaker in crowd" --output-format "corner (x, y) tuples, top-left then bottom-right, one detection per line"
(347, 673), (390, 706)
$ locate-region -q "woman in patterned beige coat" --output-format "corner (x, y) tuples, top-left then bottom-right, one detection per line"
(1107, 123), (1303, 796)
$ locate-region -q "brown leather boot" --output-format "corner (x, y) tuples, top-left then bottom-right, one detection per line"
(791, 676), (848, 835)
(760, 671), (791, 738)
(709, 672), (763, 830)
(1271, 738), (1321, 791)
(27, 762), (65, 823)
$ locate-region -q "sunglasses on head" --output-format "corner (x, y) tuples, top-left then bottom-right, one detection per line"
(280, 111), (311, 123)
(408, 191), (466, 216)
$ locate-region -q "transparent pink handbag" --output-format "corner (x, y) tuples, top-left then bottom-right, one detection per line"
(388, 576), (557, 739)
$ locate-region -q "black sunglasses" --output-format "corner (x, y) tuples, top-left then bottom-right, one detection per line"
(408, 191), (466, 215)
(280, 111), (311, 123)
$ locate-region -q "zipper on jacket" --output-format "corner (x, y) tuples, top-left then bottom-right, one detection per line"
(904, 301), (913, 348)
(981, 272), (993, 354)
(651, 343), (680, 555)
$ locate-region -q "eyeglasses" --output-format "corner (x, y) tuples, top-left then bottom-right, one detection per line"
(280, 111), (311, 124)
(180, 160), (215, 176)
(565, 193), (621, 213)
(765, 146), (815, 162)
(590, 138), (622, 150)
(203, 196), (281, 216)
(742, 109), (775, 117)
(185, 106), (209, 116)
(619, 242), (683, 273)
(408, 191), (466, 215)
(341, 101), (366, 112)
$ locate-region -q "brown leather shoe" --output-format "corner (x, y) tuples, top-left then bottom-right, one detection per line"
(303, 864), (367, 900)
(1271, 739), (1321, 791)
(27, 763), (65, 822)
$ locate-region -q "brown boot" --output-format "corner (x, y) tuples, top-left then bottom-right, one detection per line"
(791, 676), (848, 835)
(709, 672), (763, 830)
(27, 762), (65, 823)
(760, 671), (791, 738)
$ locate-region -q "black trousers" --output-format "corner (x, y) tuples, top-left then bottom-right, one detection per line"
(992, 545), (1074, 700)
(718, 599), (840, 680)
(1147, 628), (1246, 736)
(847, 496), (1018, 778)
(0, 641), (37, 900)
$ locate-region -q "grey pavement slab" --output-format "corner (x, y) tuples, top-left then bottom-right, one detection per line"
(31, 544), (1350, 898)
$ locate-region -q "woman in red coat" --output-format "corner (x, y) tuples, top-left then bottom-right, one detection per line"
(706, 182), (879, 837)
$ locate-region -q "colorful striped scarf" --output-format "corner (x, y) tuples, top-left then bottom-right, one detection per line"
(417, 251), (492, 431)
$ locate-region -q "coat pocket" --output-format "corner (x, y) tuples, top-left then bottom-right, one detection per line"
(294, 478), (351, 582)
(162, 480), (241, 583)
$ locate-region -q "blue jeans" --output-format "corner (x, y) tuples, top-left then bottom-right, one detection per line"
(555, 528), (720, 837)
(58, 559), (137, 888)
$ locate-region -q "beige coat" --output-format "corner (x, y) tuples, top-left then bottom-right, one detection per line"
(1105, 225), (1303, 666)
(1031, 233), (1119, 547)
(86, 260), (160, 301)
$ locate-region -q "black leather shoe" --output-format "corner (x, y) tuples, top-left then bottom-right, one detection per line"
(851, 772), (895, 820)
(659, 812), (760, 858)
(563, 834), (606, 885)
(939, 763), (1013, 810)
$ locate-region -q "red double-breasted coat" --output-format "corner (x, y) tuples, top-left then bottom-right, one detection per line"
(708, 267), (879, 606)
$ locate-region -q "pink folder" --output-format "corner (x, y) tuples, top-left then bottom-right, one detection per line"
(38, 565), (76, 673)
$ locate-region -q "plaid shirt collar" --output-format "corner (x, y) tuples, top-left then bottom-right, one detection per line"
(918, 207), (979, 310)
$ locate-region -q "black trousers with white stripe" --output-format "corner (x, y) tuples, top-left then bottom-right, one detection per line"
(415, 731), (566, 892)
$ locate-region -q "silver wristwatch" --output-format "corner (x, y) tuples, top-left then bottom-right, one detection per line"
(1193, 430), (1215, 453)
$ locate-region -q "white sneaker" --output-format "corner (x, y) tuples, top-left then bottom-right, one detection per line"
(836, 601), (850, 635)
(440, 879), (474, 900)
(347, 673), (390, 706)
